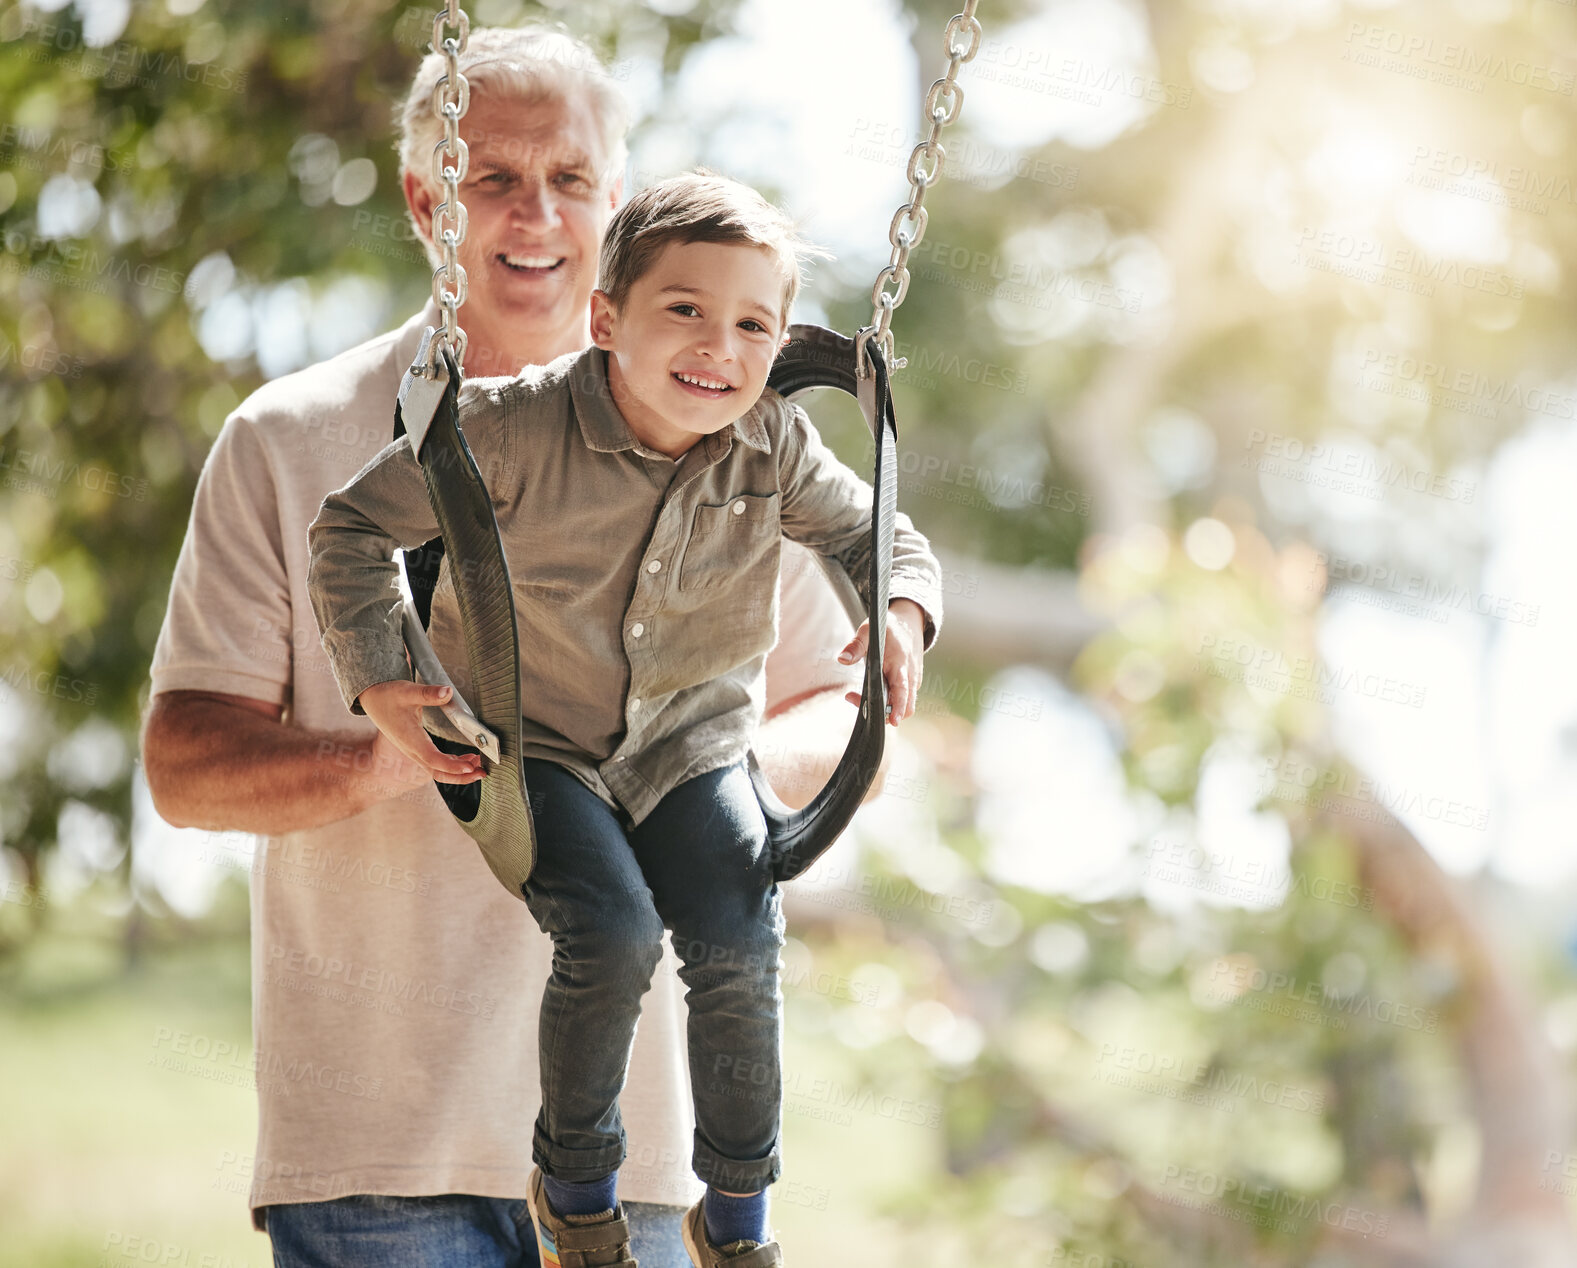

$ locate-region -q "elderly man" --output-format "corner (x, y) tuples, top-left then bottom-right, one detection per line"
(140, 26), (867, 1268)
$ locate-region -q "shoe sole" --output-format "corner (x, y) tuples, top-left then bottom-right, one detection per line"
(680, 1210), (705, 1267)
(525, 1180), (562, 1267)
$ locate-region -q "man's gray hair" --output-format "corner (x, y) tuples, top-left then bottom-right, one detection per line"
(397, 26), (631, 264)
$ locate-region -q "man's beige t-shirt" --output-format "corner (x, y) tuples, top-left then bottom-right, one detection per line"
(148, 304), (862, 1226)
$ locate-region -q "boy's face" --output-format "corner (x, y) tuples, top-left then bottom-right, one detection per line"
(590, 239), (790, 459)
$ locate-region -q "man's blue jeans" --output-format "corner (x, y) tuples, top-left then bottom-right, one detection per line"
(264, 1195), (689, 1266)
(520, 758), (785, 1195)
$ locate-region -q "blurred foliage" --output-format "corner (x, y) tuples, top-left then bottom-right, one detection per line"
(5, 0), (1577, 1264)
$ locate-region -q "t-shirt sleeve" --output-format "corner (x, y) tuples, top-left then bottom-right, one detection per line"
(148, 411), (294, 707)
(764, 542), (863, 715)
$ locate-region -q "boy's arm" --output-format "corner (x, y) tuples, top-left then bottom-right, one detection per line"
(775, 402), (943, 651)
(306, 433), (447, 717)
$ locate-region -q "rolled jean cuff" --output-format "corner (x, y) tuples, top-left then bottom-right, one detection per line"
(533, 1128), (626, 1184)
(691, 1130), (782, 1193)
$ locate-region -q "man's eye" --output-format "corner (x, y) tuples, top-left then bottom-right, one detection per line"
(556, 171), (589, 188)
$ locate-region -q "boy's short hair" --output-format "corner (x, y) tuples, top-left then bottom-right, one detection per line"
(598, 171), (819, 322)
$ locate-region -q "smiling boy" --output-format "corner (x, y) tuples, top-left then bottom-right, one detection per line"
(306, 171), (942, 1267)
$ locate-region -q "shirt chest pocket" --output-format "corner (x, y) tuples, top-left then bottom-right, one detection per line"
(678, 492), (780, 593)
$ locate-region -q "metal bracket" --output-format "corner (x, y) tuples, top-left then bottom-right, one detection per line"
(398, 326), (451, 459)
(401, 599), (501, 764)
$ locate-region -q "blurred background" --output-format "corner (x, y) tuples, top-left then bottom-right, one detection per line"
(4, 0), (1577, 1263)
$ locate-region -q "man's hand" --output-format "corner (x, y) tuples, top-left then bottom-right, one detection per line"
(358, 681), (484, 784)
(838, 598), (927, 726)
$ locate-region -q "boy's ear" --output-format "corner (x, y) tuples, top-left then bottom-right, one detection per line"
(588, 289), (617, 350)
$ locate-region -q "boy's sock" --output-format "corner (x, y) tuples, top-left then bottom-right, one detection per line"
(703, 1186), (770, 1246)
(543, 1171), (619, 1218)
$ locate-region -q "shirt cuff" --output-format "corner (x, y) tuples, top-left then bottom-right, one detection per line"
(889, 588), (940, 651)
(321, 633), (412, 716)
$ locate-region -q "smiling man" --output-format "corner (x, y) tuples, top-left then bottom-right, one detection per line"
(140, 26), (871, 1268)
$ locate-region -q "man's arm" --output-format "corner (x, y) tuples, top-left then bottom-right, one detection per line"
(140, 688), (439, 834)
(756, 544), (891, 809)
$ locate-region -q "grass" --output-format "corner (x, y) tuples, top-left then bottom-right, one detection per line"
(0, 911), (957, 1266)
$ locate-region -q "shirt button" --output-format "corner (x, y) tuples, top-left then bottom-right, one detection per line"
(647, 560), (662, 574)
(732, 500), (746, 515)
(630, 622), (645, 638)
(630, 697), (643, 711)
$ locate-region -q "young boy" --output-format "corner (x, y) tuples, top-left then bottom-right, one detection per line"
(306, 171), (942, 1268)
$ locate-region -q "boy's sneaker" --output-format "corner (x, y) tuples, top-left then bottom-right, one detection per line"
(680, 1200), (784, 1266)
(526, 1167), (638, 1267)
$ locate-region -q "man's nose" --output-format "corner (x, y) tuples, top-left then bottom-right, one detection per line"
(509, 181), (560, 230)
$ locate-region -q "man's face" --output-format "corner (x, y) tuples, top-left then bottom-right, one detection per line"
(405, 87), (619, 369)
(590, 239), (789, 458)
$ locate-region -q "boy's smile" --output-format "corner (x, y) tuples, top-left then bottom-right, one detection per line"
(590, 240), (790, 459)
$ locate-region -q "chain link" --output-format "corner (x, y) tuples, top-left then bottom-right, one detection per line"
(428, 1), (471, 375)
(857, 1), (981, 378)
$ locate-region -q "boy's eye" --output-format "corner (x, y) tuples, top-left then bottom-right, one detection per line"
(739, 319), (769, 334)
(669, 303), (699, 317)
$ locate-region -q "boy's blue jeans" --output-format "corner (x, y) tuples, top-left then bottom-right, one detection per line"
(520, 758), (785, 1196)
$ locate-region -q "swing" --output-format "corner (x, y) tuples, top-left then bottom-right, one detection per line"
(395, 1), (982, 900)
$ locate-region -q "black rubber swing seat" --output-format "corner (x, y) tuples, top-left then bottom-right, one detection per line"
(394, 324), (898, 899)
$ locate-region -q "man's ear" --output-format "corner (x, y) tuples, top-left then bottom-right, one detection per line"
(402, 169), (436, 251)
(589, 289), (618, 350)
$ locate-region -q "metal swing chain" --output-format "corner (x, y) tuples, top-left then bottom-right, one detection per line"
(429, 0), (472, 376)
(857, 1), (981, 378)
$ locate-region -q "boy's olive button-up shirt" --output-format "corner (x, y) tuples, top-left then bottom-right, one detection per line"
(307, 346), (942, 825)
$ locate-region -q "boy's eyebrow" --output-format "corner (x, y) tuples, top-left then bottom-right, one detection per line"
(658, 285), (779, 321)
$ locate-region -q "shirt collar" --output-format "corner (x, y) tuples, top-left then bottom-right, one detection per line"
(568, 347), (774, 457)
